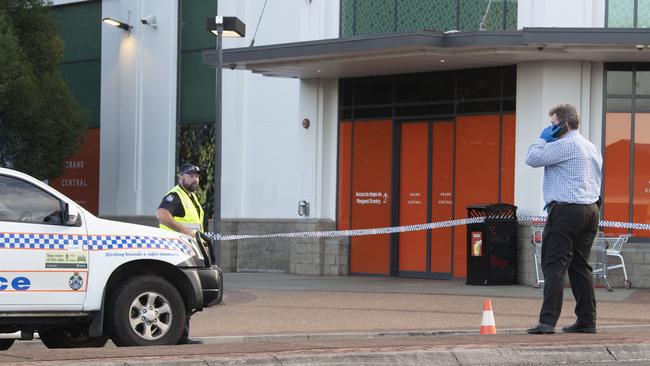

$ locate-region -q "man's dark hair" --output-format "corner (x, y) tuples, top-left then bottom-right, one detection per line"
(549, 104), (579, 130)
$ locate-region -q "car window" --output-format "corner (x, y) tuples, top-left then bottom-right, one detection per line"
(0, 175), (64, 225)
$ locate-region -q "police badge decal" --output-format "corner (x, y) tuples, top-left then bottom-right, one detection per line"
(69, 272), (84, 291)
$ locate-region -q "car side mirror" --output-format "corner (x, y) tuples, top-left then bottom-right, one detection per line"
(64, 203), (79, 226)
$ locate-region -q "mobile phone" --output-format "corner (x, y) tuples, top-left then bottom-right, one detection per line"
(552, 122), (568, 138)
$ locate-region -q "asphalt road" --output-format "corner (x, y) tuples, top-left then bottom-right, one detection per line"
(1, 273), (650, 365)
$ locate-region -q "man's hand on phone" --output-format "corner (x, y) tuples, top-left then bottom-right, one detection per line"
(540, 124), (561, 143)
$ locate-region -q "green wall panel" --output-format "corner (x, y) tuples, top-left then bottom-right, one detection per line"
(60, 61), (101, 128)
(608, 0), (635, 27)
(354, 0), (395, 35)
(53, 1), (101, 130)
(53, 1), (101, 62)
(180, 0), (217, 51)
(341, 0), (516, 37)
(397, 0), (456, 33)
(180, 51), (215, 124)
(505, 0), (518, 30)
(459, 0), (504, 32)
(341, 0), (356, 37)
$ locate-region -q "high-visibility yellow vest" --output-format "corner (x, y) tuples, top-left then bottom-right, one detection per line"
(160, 185), (204, 233)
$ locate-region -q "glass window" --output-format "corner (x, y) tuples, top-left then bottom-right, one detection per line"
(638, 0), (650, 27)
(0, 176), (64, 225)
(637, 98), (650, 111)
(395, 72), (454, 103)
(607, 0), (635, 27)
(352, 77), (393, 105)
(502, 66), (517, 97)
(456, 67), (501, 100)
(603, 113), (632, 235)
(607, 97), (633, 110)
(603, 64), (650, 236)
(636, 71), (650, 95)
(607, 71), (634, 95)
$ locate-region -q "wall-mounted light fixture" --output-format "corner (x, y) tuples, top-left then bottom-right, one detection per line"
(102, 17), (132, 32)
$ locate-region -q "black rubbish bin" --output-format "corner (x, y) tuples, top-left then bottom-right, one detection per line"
(466, 203), (518, 285)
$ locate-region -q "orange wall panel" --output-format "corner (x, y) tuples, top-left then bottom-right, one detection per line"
(337, 122), (352, 230)
(430, 122), (454, 274)
(399, 122), (429, 272)
(50, 128), (100, 215)
(350, 120), (393, 275)
(633, 113), (650, 237)
(604, 113), (631, 236)
(453, 115), (501, 278)
(500, 113), (516, 204)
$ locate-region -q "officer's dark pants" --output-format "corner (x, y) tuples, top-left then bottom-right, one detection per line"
(539, 203), (600, 327)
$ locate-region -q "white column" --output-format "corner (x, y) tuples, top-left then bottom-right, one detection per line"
(515, 61), (600, 216)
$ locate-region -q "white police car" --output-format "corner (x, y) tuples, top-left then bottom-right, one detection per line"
(0, 168), (222, 349)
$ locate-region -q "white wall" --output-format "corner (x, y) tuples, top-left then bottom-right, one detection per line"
(219, 0), (339, 219)
(99, 0), (178, 215)
(515, 61), (603, 215)
(518, 0), (605, 28)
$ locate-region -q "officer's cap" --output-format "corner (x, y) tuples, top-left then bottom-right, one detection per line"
(178, 163), (200, 175)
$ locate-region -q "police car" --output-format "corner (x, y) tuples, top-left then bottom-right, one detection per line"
(0, 168), (223, 349)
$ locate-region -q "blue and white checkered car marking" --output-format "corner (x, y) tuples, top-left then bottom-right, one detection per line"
(0, 233), (192, 255)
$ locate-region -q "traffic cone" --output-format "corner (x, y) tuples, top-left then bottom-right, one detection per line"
(480, 298), (497, 335)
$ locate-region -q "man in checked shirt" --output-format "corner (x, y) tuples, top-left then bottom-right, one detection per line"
(525, 103), (603, 335)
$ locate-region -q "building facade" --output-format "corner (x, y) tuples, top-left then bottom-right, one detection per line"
(50, 0), (650, 286)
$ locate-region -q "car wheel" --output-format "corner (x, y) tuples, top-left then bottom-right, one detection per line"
(106, 275), (186, 347)
(0, 339), (15, 351)
(39, 326), (109, 349)
(216, 268), (224, 305)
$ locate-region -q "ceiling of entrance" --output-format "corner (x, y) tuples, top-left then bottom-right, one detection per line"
(203, 28), (650, 79)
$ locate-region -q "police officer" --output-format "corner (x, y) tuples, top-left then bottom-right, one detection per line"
(156, 162), (204, 345)
(157, 163), (205, 237)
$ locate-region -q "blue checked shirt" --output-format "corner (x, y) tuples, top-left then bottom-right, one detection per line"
(526, 130), (602, 206)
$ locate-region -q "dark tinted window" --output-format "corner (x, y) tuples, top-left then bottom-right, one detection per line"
(354, 107), (393, 119)
(352, 77), (393, 105)
(395, 72), (455, 103)
(502, 66), (516, 97)
(456, 67), (502, 100)
(395, 103), (454, 117)
(340, 79), (355, 107)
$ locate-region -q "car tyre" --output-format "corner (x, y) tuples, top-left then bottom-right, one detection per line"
(0, 339), (15, 351)
(216, 268), (224, 305)
(39, 326), (109, 349)
(106, 275), (186, 347)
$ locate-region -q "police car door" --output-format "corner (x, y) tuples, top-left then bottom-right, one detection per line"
(0, 173), (88, 311)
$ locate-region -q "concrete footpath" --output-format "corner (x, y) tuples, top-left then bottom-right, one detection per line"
(2, 273), (650, 365)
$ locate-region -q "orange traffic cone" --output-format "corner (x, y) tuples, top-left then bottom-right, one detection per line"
(480, 298), (497, 335)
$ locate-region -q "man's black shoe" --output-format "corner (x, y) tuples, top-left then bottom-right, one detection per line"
(562, 323), (596, 333)
(527, 323), (555, 334)
(177, 338), (203, 345)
